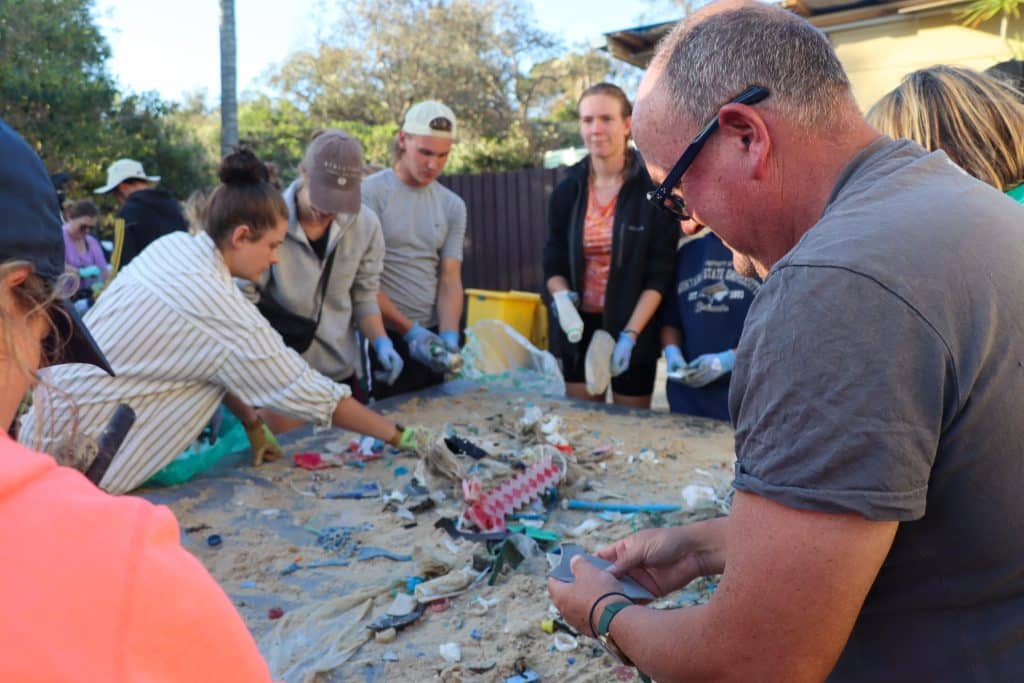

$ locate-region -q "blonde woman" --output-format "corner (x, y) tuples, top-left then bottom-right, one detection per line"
(868, 65), (1024, 203)
(0, 119), (273, 680)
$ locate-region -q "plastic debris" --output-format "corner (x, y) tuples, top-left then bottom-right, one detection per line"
(292, 452), (345, 470)
(325, 481), (382, 499)
(414, 565), (480, 602)
(357, 546), (413, 562)
(470, 628), (483, 641)
(435, 517), (508, 542)
(681, 484), (718, 509)
(439, 642), (462, 663)
(465, 596), (500, 616)
(553, 632), (578, 652)
(463, 453), (564, 532)
(505, 670), (540, 683)
(280, 558), (350, 576)
(429, 598), (451, 612)
(367, 602), (427, 632)
(386, 593), (418, 617)
(565, 499), (681, 514)
(445, 434), (489, 460)
(374, 628), (397, 644)
(206, 534), (222, 547)
(540, 619), (555, 634)
(382, 650), (399, 661)
(268, 606), (284, 620)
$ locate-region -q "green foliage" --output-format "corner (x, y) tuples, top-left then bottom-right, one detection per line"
(0, 0), (215, 202)
(265, 0), (614, 173)
(961, 0), (1022, 27)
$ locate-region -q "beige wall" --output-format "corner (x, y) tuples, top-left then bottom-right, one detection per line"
(831, 13), (1024, 111)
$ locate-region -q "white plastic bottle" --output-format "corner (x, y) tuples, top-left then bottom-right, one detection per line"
(552, 290), (583, 343)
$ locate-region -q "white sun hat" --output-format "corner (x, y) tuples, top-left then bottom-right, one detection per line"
(94, 158), (160, 194)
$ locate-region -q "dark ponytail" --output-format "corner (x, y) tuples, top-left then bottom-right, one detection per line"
(204, 150), (287, 247)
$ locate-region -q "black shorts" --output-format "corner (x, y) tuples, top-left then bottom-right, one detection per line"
(557, 312), (657, 397)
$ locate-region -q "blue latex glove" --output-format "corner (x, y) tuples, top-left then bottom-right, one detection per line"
(372, 336), (404, 385)
(403, 323), (433, 345)
(610, 331), (636, 377)
(663, 344), (687, 376)
(682, 349), (736, 388)
(439, 330), (460, 353)
(404, 324), (448, 372)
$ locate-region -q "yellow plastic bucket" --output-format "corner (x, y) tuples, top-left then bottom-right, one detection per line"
(465, 289), (547, 349)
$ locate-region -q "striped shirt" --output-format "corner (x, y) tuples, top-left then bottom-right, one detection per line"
(20, 232), (348, 494)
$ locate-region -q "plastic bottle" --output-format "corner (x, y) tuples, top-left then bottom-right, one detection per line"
(552, 291), (583, 343)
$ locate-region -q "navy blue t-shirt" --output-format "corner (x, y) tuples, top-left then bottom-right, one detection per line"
(661, 232), (760, 420)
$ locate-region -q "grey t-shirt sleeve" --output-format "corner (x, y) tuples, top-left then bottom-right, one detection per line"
(440, 193), (467, 261)
(730, 265), (953, 521)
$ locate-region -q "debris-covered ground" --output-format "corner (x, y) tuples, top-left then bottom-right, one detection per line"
(145, 386), (735, 683)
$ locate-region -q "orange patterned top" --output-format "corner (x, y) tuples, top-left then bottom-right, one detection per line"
(581, 182), (616, 313)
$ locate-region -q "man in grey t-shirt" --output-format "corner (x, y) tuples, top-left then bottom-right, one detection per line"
(362, 100), (467, 399)
(547, 3), (1024, 681)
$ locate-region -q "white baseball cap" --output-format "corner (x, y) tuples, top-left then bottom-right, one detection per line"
(94, 158), (160, 194)
(402, 100), (457, 139)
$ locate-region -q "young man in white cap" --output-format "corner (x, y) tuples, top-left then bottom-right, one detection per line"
(362, 100), (467, 399)
(241, 130), (402, 430)
(94, 158), (188, 266)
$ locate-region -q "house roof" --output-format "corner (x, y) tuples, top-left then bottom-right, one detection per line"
(603, 0), (973, 67)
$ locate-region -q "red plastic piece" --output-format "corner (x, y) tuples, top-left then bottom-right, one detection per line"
(463, 453), (563, 532)
(292, 453), (330, 470)
(268, 606), (285, 619)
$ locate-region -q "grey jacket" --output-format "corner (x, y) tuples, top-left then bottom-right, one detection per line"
(251, 181), (385, 381)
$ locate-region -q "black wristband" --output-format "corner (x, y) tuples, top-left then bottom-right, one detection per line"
(587, 591), (632, 637)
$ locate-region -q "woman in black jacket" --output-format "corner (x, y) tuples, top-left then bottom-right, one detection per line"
(543, 83), (678, 408)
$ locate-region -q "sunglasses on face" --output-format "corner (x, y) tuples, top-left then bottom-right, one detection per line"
(647, 86), (771, 220)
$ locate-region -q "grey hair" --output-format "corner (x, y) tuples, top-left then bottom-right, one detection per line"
(656, 3), (852, 131)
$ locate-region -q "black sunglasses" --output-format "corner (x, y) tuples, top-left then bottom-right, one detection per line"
(647, 86), (771, 220)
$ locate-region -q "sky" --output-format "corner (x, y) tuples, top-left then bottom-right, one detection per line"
(93, 0), (680, 104)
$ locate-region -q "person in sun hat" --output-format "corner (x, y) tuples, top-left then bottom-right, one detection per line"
(0, 117), (275, 681)
(362, 100), (468, 399)
(94, 157), (188, 266)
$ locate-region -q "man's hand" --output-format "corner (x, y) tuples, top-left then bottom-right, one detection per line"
(439, 329), (460, 353)
(547, 555), (635, 637)
(372, 336), (404, 385)
(595, 521), (728, 597)
(681, 349), (736, 388)
(663, 344), (687, 375)
(245, 417), (282, 466)
(404, 324), (449, 372)
(611, 331), (636, 377)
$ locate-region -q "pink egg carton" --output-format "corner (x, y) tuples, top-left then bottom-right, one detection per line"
(463, 454), (563, 532)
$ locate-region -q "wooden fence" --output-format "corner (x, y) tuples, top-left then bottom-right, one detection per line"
(440, 167), (563, 295)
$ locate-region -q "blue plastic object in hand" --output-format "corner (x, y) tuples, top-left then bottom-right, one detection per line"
(610, 332), (636, 377)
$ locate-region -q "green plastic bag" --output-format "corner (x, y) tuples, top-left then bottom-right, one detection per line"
(145, 408), (249, 487)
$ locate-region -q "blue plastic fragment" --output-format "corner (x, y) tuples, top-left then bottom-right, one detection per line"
(394, 466), (409, 477)
(470, 628), (482, 640)
(206, 534), (222, 547)
(357, 546), (413, 562)
(568, 657), (576, 666)
(406, 576), (424, 593)
(239, 580), (257, 588)
(505, 671), (540, 683)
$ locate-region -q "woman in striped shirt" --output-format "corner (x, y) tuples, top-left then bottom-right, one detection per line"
(21, 150), (419, 494)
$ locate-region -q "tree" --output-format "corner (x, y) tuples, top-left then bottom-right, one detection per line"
(220, 0), (238, 156)
(0, 0), (117, 171)
(264, 0), (600, 171)
(961, 0), (1024, 55)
